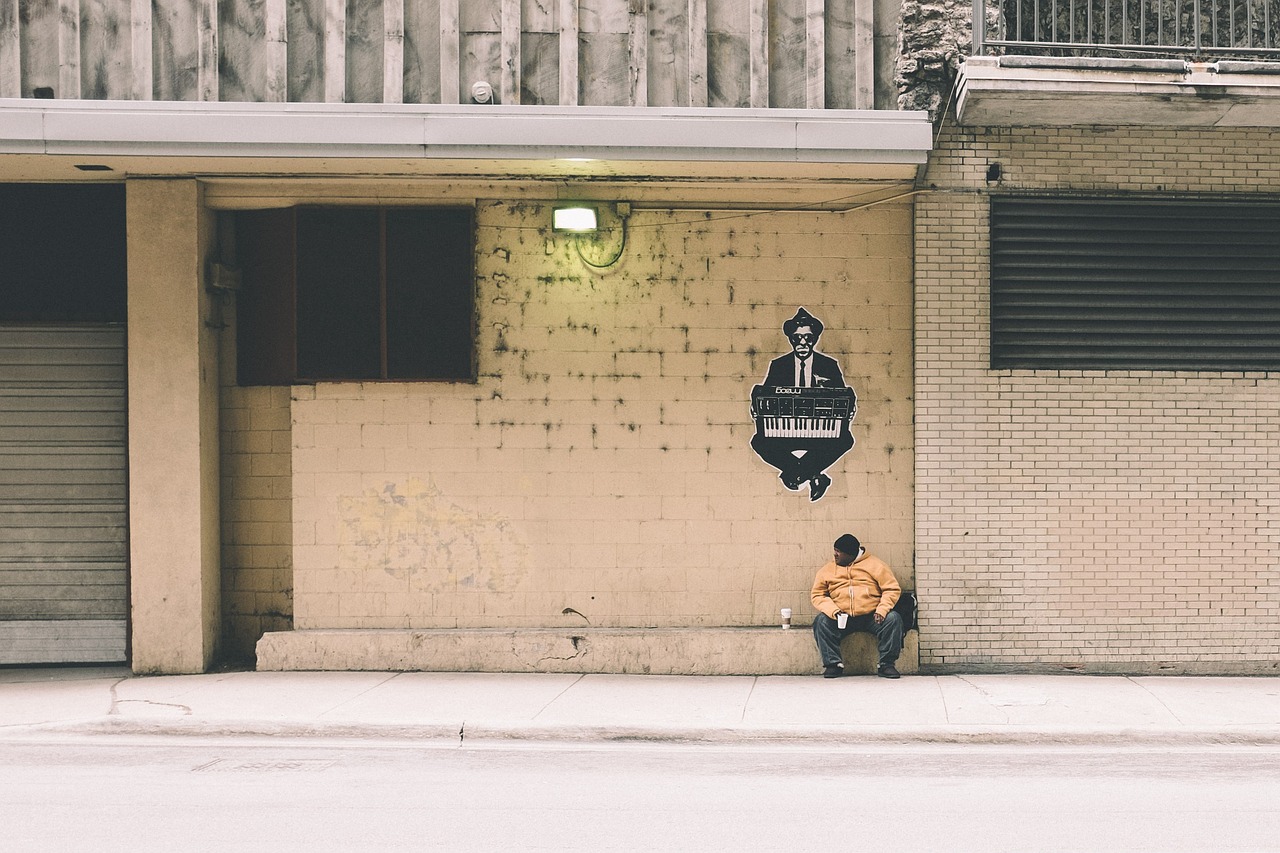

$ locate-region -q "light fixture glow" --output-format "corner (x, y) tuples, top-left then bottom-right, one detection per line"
(552, 206), (598, 233)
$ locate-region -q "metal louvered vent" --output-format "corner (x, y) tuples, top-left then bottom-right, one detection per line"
(990, 197), (1280, 370)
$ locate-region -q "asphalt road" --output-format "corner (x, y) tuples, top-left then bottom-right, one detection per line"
(3, 736), (1279, 852)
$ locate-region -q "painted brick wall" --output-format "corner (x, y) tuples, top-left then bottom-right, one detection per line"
(916, 125), (1280, 673)
(291, 201), (915, 630)
(220, 323), (294, 660)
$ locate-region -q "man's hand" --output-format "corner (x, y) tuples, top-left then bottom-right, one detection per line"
(874, 612), (885, 625)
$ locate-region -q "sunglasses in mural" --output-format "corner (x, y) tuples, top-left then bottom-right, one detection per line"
(749, 307), (857, 502)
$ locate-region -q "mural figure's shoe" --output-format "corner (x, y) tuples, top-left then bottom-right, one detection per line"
(809, 473), (831, 501)
(780, 471), (804, 490)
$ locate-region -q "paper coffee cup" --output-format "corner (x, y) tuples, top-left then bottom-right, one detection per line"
(780, 608), (792, 629)
(837, 612), (849, 629)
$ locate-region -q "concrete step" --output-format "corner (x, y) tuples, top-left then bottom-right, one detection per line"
(256, 627), (919, 676)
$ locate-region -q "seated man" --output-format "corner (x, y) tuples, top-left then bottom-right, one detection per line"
(810, 533), (904, 679)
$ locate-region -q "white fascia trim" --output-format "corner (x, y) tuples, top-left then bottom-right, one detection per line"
(0, 99), (932, 165)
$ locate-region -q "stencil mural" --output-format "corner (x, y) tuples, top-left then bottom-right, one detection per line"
(750, 308), (857, 502)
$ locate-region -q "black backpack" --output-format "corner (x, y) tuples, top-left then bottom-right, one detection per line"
(892, 591), (918, 631)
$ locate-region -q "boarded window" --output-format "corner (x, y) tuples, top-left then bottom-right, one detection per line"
(990, 196), (1280, 370)
(236, 207), (475, 384)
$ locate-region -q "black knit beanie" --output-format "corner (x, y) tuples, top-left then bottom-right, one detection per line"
(834, 534), (860, 555)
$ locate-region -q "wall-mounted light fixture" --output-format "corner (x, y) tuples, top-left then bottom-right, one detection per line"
(552, 205), (598, 233)
(559, 202), (630, 270)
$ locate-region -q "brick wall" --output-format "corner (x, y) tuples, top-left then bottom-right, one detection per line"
(220, 321), (294, 660)
(916, 125), (1280, 672)
(291, 201), (916, 631)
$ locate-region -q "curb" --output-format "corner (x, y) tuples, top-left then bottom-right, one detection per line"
(7, 717), (1280, 747)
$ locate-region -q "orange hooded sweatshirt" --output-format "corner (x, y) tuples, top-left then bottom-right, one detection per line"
(810, 550), (901, 620)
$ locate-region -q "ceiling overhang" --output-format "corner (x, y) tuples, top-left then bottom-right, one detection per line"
(957, 56), (1280, 127)
(0, 100), (933, 194)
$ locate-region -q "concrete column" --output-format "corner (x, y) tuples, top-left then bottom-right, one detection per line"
(127, 179), (221, 674)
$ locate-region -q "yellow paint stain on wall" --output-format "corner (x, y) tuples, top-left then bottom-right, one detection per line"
(337, 478), (528, 593)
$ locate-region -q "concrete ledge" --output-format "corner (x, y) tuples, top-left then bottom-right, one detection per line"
(957, 56), (1280, 126)
(997, 55), (1189, 73)
(0, 99), (931, 167)
(1212, 61), (1280, 75)
(255, 627), (920, 676)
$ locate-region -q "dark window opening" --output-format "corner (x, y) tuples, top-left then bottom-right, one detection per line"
(296, 209), (383, 380)
(236, 206), (475, 384)
(0, 184), (127, 323)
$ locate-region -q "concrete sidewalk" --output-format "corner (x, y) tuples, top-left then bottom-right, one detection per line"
(2, 667), (1279, 745)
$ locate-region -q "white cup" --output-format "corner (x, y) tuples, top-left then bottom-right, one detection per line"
(837, 612), (849, 629)
(780, 608), (792, 629)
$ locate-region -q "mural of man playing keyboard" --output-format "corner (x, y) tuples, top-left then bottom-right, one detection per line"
(749, 307), (856, 502)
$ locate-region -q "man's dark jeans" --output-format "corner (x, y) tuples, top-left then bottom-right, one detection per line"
(813, 610), (904, 668)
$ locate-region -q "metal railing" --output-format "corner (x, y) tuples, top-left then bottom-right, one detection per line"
(974, 0), (1280, 57)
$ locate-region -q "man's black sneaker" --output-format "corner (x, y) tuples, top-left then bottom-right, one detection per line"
(822, 664), (844, 678)
(877, 664), (901, 679)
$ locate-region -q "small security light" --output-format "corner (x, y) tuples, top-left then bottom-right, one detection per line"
(553, 206), (598, 233)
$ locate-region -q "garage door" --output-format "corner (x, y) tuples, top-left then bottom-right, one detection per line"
(0, 324), (128, 664)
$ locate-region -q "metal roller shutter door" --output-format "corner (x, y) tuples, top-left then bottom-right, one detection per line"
(0, 324), (128, 664)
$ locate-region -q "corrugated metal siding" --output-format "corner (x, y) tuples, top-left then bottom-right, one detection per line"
(2, 0), (885, 111)
(0, 325), (127, 664)
(990, 197), (1280, 370)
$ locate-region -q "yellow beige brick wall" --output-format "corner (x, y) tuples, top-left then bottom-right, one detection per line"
(219, 302), (294, 661)
(916, 125), (1280, 673)
(291, 201), (915, 631)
